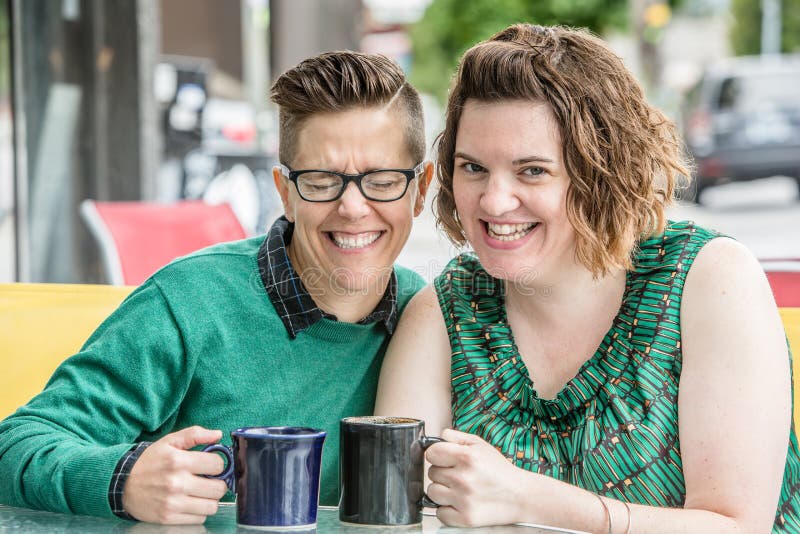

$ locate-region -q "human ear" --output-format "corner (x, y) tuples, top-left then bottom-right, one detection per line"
(272, 167), (294, 223)
(413, 162), (434, 217)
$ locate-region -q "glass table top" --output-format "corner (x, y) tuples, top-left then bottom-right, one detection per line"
(0, 504), (586, 533)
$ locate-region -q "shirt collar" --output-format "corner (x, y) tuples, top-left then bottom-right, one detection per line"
(257, 216), (399, 338)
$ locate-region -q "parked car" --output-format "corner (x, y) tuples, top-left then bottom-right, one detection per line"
(681, 54), (800, 203)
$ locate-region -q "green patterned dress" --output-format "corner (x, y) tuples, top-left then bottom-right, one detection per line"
(434, 221), (800, 532)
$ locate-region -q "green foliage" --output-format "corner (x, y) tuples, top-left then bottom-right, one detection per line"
(784, 0), (800, 52)
(730, 0), (800, 55)
(0, 7), (8, 93)
(409, 0), (630, 101)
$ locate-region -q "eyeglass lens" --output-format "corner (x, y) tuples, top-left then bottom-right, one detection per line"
(296, 171), (409, 201)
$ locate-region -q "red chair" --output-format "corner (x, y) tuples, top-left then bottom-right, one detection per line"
(81, 200), (247, 285)
(762, 259), (800, 307)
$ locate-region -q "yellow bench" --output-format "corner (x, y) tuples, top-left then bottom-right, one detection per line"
(0, 283), (134, 418)
(1, 284), (799, 431)
(783, 308), (800, 433)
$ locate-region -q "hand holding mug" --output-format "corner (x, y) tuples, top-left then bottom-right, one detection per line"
(123, 426), (229, 524)
(426, 428), (534, 528)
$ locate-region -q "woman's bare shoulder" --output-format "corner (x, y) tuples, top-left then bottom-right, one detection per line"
(683, 236), (772, 306)
(400, 284), (442, 321)
(681, 236), (785, 365)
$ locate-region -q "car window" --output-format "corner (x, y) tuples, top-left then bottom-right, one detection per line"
(716, 71), (800, 111)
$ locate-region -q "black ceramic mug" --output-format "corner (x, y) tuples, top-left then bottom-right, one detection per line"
(204, 426), (326, 530)
(339, 416), (443, 526)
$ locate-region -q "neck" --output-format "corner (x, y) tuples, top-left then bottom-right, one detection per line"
(287, 245), (390, 323)
(504, 258), (626, 328)
(312, 281), (389, 323)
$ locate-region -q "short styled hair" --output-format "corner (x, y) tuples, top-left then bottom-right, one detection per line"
(270, 51), (425, 166)
(435, 24), (690, 276)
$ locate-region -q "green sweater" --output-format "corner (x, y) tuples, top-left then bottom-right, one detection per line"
(0, 237), (425, 517)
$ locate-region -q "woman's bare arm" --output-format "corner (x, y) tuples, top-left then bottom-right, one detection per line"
(375, 285), (452, 436)
(677, 237), (790, 531)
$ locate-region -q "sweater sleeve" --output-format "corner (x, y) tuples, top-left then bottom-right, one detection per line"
(0, 280), (195, 518)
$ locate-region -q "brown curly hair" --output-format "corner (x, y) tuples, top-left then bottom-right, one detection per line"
(435, 24), (690, 276)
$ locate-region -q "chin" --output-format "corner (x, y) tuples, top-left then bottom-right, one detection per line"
(478, 258), (541, 285)
(330, 268), (389, 295)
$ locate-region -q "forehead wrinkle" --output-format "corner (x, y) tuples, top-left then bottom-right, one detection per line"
(293, 115), (411, 173)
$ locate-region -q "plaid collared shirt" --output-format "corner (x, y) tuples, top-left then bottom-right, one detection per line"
(258, 216), (399, 338)
(109, 442), (151, 519)
(109, 215), (399, 518)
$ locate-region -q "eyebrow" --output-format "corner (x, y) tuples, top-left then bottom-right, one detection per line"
(454, 151), (555, 165)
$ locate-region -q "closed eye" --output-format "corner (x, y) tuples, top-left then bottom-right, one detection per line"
(367, 181), (396, 190)
(308, 183), (338, 191)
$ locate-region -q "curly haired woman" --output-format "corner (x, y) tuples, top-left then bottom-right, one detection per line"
(376, 24), (799, 533)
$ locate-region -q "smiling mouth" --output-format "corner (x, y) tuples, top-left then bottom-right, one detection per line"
(328, 231), (383, 249)
(484, 221), (538, 242)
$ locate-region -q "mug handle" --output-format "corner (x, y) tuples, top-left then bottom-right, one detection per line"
(418, 435), (446, 508)
(202, 444), (235, 492)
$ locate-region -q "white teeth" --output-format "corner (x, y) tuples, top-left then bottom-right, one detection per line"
(486, 222), (537, 242)
(331, 231), (381, 249)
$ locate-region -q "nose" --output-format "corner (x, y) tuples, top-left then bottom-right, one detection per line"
(479, 174), (520, 216)
(337, 181), (371, 220)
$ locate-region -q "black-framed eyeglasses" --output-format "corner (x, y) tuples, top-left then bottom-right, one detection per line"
(278, 163), (425, 202)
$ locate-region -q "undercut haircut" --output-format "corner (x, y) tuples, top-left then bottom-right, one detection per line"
(271, 51), (425, 166)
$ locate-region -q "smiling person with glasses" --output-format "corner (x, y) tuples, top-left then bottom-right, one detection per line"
(270, 60), (432, 321)
(0, 51), (431, 525)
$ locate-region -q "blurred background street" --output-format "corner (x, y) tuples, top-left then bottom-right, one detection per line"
(1, 0), (798, 284)
(669, 177), (800, 260)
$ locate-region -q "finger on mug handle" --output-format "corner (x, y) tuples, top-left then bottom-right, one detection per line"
(419, 434), (446, 508)
(419, 435), (446, 449)
(200, 444), (235, 492)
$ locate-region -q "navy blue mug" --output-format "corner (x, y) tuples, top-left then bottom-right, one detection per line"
(203, 426), (326, 530)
